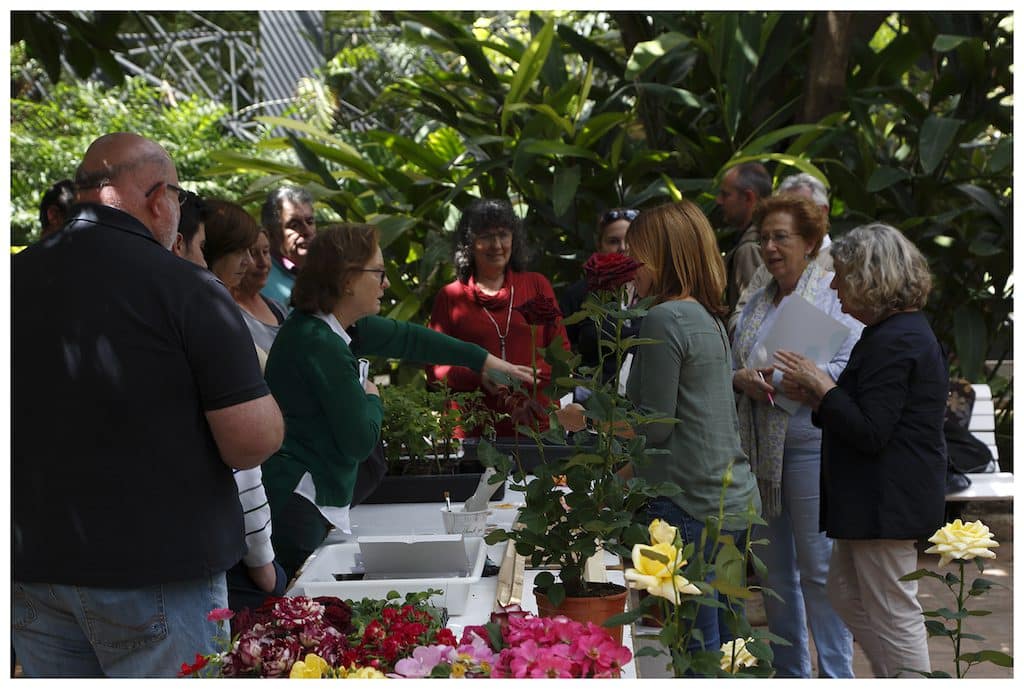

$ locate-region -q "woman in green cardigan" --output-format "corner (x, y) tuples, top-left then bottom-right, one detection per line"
(263, 224), (533, 578)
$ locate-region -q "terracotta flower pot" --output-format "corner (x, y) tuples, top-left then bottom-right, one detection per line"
(534, 583), (628, 645)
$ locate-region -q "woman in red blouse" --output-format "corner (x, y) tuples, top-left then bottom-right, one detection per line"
(428, 198), (572, 438)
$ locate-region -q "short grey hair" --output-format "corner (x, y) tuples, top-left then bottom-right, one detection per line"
(777, 173), (829, 208)
(261, 186), (314, 246)
(830, 223), (932, 320)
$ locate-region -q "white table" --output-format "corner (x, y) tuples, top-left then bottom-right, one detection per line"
(313, 498), (637, 678)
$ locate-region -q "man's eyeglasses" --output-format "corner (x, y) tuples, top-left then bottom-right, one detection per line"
(757, 232), (796, 248)
(358, 268), (387, 286)
(144, 181), (189, 206)
(602, 208), (639, 224)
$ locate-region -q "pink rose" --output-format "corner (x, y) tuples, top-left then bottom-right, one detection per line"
(206, 607), (234, 623)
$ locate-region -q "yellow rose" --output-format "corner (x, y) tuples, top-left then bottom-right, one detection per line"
(289, 653), (329, 679)
(648, 518), (679, 546)
(925, 519), (999, 568)
(624, 542), (700, 602)
(719, 637), (758, 673)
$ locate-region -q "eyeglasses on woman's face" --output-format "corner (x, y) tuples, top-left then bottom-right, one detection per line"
(357, 268), (387, 286)
(473, 229), (513, 246)
(144, 181), (189, 206)
(757, 232), (796, 248)
(602, 208), (639, 224)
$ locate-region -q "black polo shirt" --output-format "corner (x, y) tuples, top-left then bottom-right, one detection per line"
(13, 204), (270, 586)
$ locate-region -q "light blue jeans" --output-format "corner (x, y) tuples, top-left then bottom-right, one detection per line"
(754, 444), (853, 677)
(12, 573), (227, 678)
(642, 497), (748, 656)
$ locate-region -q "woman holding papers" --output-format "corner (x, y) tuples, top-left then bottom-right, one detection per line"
(731, 194), (862, 678)
(774, 224), (947, 677)
(624, 199), (761, 658)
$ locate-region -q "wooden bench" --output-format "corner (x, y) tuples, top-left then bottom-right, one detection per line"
(945, 384), (1013, 502)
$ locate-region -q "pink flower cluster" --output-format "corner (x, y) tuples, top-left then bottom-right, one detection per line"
(393, 606), (631, 679)
(492, 614), (631, 678)
(392, 632), (496, 678)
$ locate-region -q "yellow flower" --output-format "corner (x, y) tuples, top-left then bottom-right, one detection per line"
(648, 518), (678, 546)
(719, 637), (758, 673)
(289, 653), (329, 679)
(450, 662), (467, 678)
(925, 519), (999, 567)
(624, 542), (700, 602)
(344, 666), (387, 679)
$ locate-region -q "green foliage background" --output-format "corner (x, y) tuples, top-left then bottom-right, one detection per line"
(9, 10), (1013, 460)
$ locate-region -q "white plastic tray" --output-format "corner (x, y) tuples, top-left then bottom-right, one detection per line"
(289, 536), (486, 615)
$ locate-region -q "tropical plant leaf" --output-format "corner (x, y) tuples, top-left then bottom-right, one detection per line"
(919, 115), (963, 175)
(502, 19), (555, 132)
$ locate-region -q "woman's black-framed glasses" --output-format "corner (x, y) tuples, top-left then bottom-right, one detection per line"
(602, 208), (640, 224)
(144, 181), (189, 206)
(358, 268), (387, 286)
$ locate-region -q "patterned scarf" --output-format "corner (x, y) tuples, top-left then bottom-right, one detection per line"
(734, 261), (827, 518)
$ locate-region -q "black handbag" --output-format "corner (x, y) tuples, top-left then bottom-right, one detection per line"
(944, 418), (993, 474)
(350, 441), (388, 507)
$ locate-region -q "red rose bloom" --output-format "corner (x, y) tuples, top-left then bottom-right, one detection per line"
(583, 252), (643, 292)
(313, 595), (353, 633)
(514, 295), (561, 326)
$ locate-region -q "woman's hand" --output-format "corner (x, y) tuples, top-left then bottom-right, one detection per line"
(774, 350), (835, 410)
(733, 366), (776, 403)
(363, 379), (379, 397)
(482, 354), (536, 386)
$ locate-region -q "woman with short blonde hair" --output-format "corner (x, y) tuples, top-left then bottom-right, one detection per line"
(775, 223), (947, 677)
(829, 222), (932, 322)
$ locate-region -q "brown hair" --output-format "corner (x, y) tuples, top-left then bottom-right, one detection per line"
(751, 193), (828, 258)
(201, 199), (260, 268)
(626, 199), (727, 318)
(291, 223), (379, 314)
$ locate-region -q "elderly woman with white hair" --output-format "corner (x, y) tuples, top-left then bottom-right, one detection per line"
(774, 223), (947, 678)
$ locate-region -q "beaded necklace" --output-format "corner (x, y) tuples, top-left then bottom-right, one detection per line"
(480, 284), (515, 360)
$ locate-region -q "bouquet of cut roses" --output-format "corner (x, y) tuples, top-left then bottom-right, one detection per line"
(392, 604), (632, 678)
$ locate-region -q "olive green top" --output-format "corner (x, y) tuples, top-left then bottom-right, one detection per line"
(626, 300), (761, 529)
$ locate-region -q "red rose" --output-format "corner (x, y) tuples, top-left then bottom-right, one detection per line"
(312, 595), (353, 633)
(514, 295), (561, 327)
(583, 252), (643, 292)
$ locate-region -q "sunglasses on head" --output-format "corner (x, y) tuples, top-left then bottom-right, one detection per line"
(602, 208), (639, 224)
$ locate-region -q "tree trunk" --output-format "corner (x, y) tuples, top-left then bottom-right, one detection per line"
(799, 12), (854, 123)
(800, 11), (889, 123)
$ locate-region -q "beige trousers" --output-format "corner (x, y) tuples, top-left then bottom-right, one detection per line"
(827, 538), (931, 678)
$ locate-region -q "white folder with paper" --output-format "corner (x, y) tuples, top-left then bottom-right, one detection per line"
(749, 293), (851, 414)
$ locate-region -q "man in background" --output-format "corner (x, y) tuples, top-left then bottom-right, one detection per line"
(260, 185), (317, 305)
(717, 161), (772, 316)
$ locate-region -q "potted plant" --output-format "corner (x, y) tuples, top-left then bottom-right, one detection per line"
(363, 382), (506, 504)
(482, 253), (681, 640)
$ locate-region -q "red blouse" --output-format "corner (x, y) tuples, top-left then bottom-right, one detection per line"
(427, 270), (570, 438)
